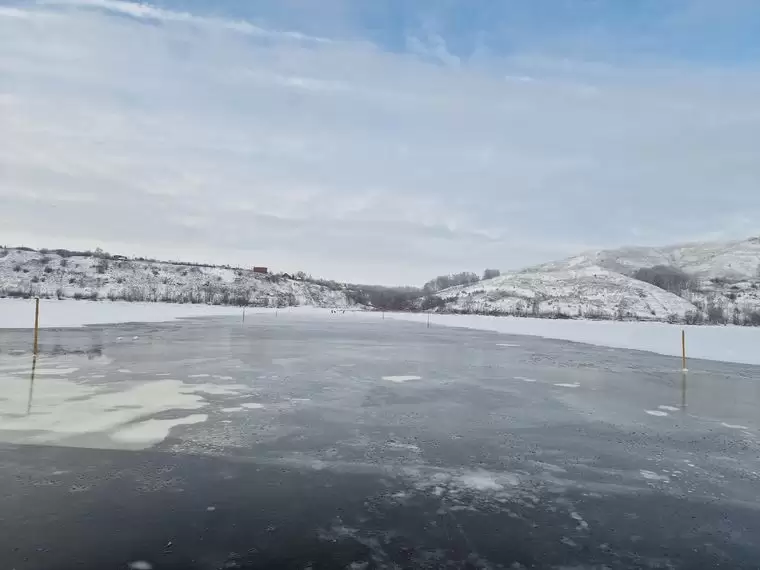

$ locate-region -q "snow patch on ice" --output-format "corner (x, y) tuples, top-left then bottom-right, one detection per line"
(458, 471), (505, 491)
(496, 343), (519, 347)
(111, 414), (208, 447)
(0, 373), (230, 449)
(30, 368), (78, 376)
(640, 470), (669, 482)
(721, 422), (749, 429)
(386, 441), (421, 453)
(382, 375), (421, 383)
(514, 376), (537, 382)
(554, 382), (580, 388)
(570, 511), (589, 531)
(221, 407), (244, 412)
(241, 402), (264, 409)
(188, 374), (210, 378)
(645, 410), (669, 417)
(658, 405), (680, 411)
(188, 383), (247, 396)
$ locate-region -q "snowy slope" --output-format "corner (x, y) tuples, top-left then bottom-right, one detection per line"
(530, 236), (760, 280)
(433, 266), (696, 321)
(520, 236), (760, 320)
(0, 249), (355, 308)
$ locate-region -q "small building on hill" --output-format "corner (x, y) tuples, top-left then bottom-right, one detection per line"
(253, 266), (268, 274)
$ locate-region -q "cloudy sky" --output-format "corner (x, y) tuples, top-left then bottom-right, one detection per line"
(2, 0), (760, 285)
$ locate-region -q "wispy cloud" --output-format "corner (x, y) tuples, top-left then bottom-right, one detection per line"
(1, 1), (760, 284)
(39, 0), (334, 42)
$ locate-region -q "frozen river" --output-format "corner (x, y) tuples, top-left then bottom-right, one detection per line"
(0, 312), (758, 568)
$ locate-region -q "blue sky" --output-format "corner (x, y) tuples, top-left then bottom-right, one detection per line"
(147, 0), (760, 65)
(2, 0), (760, 284)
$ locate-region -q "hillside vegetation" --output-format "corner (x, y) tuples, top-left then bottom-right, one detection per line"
(0, 248), (355, 309)
(421, 237), (760, 326)
(3, 236), (759, 326)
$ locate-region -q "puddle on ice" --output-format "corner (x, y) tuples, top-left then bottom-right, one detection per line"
(382, 375), (421, 383)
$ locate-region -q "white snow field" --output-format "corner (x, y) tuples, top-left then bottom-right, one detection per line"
(377, 312), (760, 367)
(2, 298), (759, 366)
(0, 298), (245, 328)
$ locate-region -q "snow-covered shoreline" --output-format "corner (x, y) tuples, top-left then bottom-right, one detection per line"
(379, 312), (760, 367)
(0, 298), (247, 328)
(2, 298), (759, 367)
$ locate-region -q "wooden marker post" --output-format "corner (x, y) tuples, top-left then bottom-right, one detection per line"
(681, 329), (687, 372)
(33, 298), (40, 355)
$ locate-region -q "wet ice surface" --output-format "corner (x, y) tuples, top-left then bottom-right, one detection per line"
(0, 313), (759, 569)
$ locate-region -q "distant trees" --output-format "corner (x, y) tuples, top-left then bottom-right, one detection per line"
(633, 265), (692, 294)
(482, 268), (501, 280)
(706, 303), (727, 324)
(422, 272), (480, 294)
(95, 257), (109, 274)
(344, 284), (423, 311)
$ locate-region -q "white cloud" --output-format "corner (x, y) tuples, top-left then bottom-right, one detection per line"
(1, 1), (760, 284)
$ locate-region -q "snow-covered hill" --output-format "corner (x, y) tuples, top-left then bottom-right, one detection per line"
(0, 248), (355, 308)
(432, 266), (696, 321)
(530, 236), (760, 280)
(429, 236), (760, 324)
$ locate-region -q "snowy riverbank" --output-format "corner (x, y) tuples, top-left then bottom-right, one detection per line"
(379, 312), (760, 367)
(2, 298), (759, 366)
